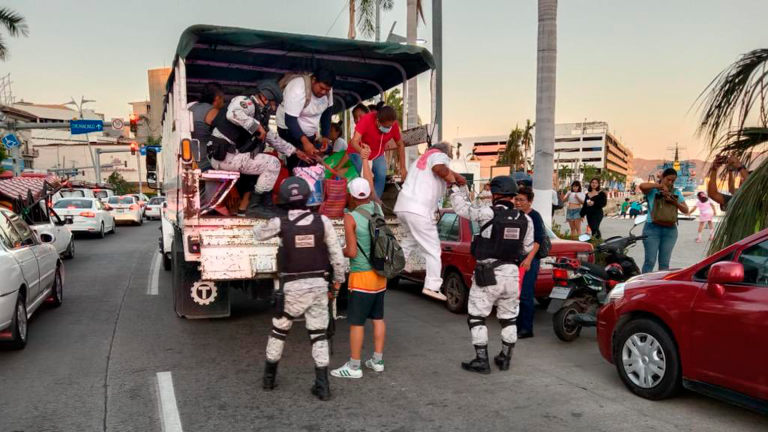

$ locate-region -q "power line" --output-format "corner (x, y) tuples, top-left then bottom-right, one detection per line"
(325, 1), (350, 37)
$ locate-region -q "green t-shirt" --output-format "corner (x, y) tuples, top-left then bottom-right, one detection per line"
(349, 202), (383, 272)
(621, 201), (629, 212)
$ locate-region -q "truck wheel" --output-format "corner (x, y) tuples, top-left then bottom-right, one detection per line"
(614, 318), (681, 400)
(162, 252), (171, 271)
(553, 304), (582, 342)
(443, 271), (468, 314)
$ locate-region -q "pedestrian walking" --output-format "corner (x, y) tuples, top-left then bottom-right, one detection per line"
(514, 186), (544, 339)
(581, 178), (607, 239)
(331, 155), (388, 379)
(620, 198), (630, 219)
(394, 142), (467, 301)
(254, 177), (346, 401)
(639, 168), (689, 273)
(688, 191), (717, 243)
(449, 176), (533, 374)
(563, 181), (585, 237)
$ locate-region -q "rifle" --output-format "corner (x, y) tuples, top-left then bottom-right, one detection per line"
(327, 287), (336, 355)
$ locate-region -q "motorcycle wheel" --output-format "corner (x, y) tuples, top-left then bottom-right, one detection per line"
(553, 304), (583, 342)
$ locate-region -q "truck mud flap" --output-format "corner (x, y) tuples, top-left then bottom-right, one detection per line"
(198, 227), (278, 280)
(547, 299), (565, 314)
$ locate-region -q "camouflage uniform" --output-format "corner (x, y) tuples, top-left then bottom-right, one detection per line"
(450, 188), (534, 348)
(252, 209), (345, 367)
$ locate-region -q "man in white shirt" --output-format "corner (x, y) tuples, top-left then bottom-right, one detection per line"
(394, 142), (467, 301)
(276, 69), (336, 168)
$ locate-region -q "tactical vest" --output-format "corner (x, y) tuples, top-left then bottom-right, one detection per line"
(277, 212), (330, 278)
(211, 107), (251, 148)
(471, 202), (528, 263)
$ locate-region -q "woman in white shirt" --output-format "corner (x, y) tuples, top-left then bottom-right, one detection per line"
(563, 181), (585, 237)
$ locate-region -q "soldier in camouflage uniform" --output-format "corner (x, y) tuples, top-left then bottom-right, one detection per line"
(252, 177), (345, 401)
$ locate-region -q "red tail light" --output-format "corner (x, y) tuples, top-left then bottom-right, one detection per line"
(129, 204), (139, 210)
(553, 268), (569, 280)
(80, 211), (96, 218)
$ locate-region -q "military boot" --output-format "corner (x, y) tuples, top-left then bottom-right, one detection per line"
(461, 345), (491, 375)
(494, 342), (515, 371)
(263, 361), (278, 391)
(246, 191), (284, 219)
(310, 367), (332, 401)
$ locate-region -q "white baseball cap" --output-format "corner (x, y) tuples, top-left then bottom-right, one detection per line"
(348, 178), (371, 199)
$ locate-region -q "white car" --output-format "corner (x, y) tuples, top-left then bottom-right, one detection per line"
(52, 198), (116, 237)
(145, 196), (165, 220)
(92, 188), (115, 203)
(0, 208), (63, 350)
(31, 205), (75, 259)
(108, 196), (144, 226)
(52, 188), (96, 203)
(130, 194), (150, 218)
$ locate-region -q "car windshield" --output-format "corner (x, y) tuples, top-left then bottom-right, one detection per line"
(53, 199), (93, 209)
(61, 190), (85, 198)
(94, 190), (110, 199)
(148, 197), (164, 205)
(108, 196), (135, 204)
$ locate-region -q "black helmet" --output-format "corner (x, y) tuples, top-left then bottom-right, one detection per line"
(279, 177), (311, 205)
(489, 176), (518, 196)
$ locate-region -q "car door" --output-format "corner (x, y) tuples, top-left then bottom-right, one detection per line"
(93, 200), (110, 230)
(46, 209), (71, 254)
(0, 210), (41, 303)
(689, 238), (768, 400)
(438, 213), (463, 276)
(7, 210), (57, 303)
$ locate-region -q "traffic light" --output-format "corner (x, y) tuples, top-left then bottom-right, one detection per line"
(129, 114), (138, 133)
(130, 142), (138, 155)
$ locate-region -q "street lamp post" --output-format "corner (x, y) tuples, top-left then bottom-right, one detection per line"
(64, 96), (99, 181)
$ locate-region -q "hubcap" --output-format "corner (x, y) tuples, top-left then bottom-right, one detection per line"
(562, 307), (580, 335)
(17, 302), (27, 341)
(444, 278), (461, 309)
(622, 332), (666, 389)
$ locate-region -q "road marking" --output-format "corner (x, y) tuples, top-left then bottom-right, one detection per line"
(156, 372), (183, 432)
(147, 251), (161, 295)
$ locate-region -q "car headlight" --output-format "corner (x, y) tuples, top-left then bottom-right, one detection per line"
(608, 282), (626, 302)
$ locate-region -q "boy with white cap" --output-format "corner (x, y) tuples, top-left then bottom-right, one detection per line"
(331, 150), (388, 379)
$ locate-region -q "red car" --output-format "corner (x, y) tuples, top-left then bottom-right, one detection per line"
(405, 209), (594, 313)
(597, 228), (768, 414)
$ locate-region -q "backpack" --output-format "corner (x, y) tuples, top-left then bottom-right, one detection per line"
(278, 74), (313, 109)
(354, 205), (405, 278)
(650, 191), (678, 227)
(537, 231), (552, 259)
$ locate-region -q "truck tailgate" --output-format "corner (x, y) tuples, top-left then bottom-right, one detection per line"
(199, 227), (278, 280)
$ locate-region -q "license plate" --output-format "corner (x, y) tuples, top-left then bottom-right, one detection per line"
(117, 209), (125, 213)
(549, 286), (571, 300)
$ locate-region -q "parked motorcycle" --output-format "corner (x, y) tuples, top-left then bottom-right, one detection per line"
(547, 215), (647, 342)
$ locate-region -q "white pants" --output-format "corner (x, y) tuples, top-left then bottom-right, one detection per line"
(266, 283), (330, 367)
(210, 152), (280, 193)
(396, 210), (443, 291)
(467, 264), (520, 346)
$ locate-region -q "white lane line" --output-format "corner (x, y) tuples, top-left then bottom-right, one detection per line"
(147, 251), (161, 295)
(156, 372), (184, 432)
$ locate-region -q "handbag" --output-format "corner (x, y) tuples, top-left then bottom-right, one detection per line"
(650, 192), (678, 227)
(319, 164), (348, 219)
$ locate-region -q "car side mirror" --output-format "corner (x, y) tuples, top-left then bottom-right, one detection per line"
(64, 216), (74, 224)
(707, 261), (744, 297)
(40, 233), (55, 244)
(578, 234), (591, 242)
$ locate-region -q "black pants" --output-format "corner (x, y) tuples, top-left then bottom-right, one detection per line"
(586, 212), (603, 239)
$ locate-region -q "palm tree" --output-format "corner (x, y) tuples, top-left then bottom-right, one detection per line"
(532, 0), (558, 227)
(0, 7), (29, 61)
(348, 1), (424, 40)
(697, 49), (768, 253)
(499, 125), (525, 169)
(521, 119), (535, 170)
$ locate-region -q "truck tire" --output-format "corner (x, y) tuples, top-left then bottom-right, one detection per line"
(172, 229), (199, 318)
(162, 252), (171, 272)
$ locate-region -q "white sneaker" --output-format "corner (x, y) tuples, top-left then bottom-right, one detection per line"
(422, 287), (448, 301)
(330, 362), (363, 379)
(365, 359), (385, 373)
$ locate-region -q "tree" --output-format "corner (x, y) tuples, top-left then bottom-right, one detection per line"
(697, 49), (768, 253)
(521, 119), (535, 170)
(532, 0), (558, 228)
(348, 1), (424, 40)
(580, 164), (599, 185)
(499, 125), (525, 170)
(106, 171), (130, 195)
(0, 145), (6, 173)
(383, 88), (404, 125)
(0, 7), (28, 61)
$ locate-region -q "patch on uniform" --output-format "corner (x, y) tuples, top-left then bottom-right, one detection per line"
(295, 234), (315, 248)
(240, 100), (249, 109)
(503, 227), (520, 240)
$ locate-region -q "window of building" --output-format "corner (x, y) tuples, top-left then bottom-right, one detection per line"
(582, 136), (603, 142)
(583, 158), (603, 163)
(582, 147), (603, 152)
(555, 137), (581, 143)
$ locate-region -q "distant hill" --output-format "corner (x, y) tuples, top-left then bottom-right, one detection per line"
(632, 158), (710, 181)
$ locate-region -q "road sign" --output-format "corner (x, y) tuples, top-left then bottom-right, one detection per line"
(139, 146), (162, 156)
(111, 118), (124, 130)
(70, 119), (104, 135)
(2, 133), (20, 149)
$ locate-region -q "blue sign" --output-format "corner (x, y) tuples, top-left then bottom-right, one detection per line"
(140, 146), (162, 156)
(70, 119), (104, 135)
(2, 133), (20, 149)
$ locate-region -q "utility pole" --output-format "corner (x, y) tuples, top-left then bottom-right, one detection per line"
(406, 0), (419, 165)
(433, 0), (443, 142)
(137, 150), (142, 195)
(375, 0), (382, 42)
(65, 96), (99, 181)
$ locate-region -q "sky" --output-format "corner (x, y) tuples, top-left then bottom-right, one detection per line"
(3, 0), (768, 160)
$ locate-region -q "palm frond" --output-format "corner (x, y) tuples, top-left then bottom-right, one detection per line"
(0, 33), (6, 62)
(714, 127), (768, 172)
(416, 0), (426, 24)
(709, 157), (768, 254)
(696, 49), (768, 149)
(356, 0), (376, 39)
(382, 0), (395, 11)
(0, 7), (28, 38)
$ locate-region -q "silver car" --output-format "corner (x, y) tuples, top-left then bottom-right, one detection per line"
(0, 208), (63, 350)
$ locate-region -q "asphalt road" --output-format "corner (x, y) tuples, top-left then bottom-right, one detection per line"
(1, 220), (766, 432)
